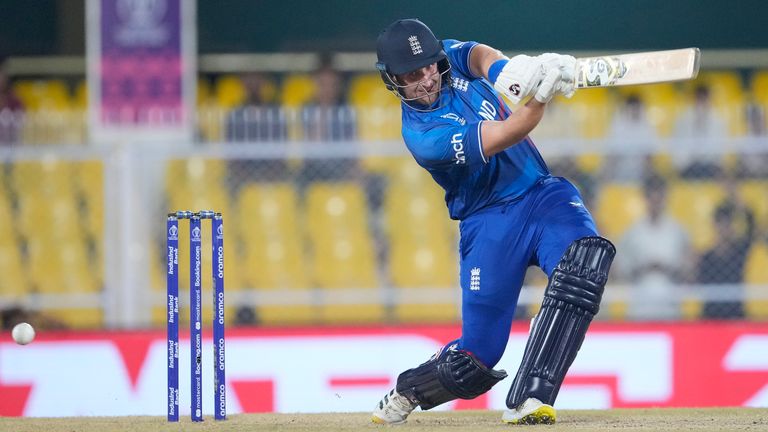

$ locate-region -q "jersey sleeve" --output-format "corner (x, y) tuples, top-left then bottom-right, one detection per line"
(405, 121), (488, 171)
(442, 39), (480, 79)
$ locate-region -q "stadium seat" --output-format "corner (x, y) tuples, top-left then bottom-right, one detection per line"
(684, 72), (747, 135)
(237, 183), (316, 325)
(666, 180), (749, 320)
(0, 191), (28, 298)
(74, 80), (87, 109)
(76, 160), (104, 240)
(555, 87), (613, 138)
(385, 183), (458, 322)
(11, 159), (76, 196)
(667, 181), (725, 252)
(349, 74), (392, 107)
(0, 241), (27, 299)
(215, 75), (247, 109)
(388, 156), (437, 189)
(593, 183), (646, 241)
(12, 163), (87, 270)
(306, 182), (383, 324)
(306, 182), (377, 287)
(385, 184), (455, 287)
(752, 70), (768, 103)
(752, 70), (768, 130)
(575, 154), (604, 175)
(649, 153), (678, 179)
(694, 71), (745, 103)
(50, 308), (103, 329)
(26, 238), (97, 294)
(12, 79), (71, 111)
(197, 78), (212, 106)
(348, 73), (402, 143)
(280, 74), (316, 108)
(739, 181), (768, 230)
(16, 194), (82, 241)
(0, 179), (14, 229)
(165, 157), (227, 198)
(237, 183), (307, 288)
(744, 242), (768, 319)
(619, 83), (683, 137)
(71, 161), (104, 292)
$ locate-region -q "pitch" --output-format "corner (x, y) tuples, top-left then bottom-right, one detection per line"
(1, 408), (767, 432)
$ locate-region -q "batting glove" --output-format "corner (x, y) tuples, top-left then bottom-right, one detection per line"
(537, 53), (577, 98)
(488, 55), (545, 104)
(534, 67), (563, 103)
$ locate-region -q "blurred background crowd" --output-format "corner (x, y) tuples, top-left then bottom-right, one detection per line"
(0, 0), (766, 332)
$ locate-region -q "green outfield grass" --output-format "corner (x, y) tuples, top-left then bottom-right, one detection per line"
(2, 408), (768, 432)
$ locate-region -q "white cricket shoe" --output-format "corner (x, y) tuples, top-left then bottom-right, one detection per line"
(502, 397), (556, 425)
(371, 389), (417, 425)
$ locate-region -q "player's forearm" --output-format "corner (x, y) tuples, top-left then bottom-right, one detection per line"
(469, 44), (507, 80)
(480, 99), (545, 157)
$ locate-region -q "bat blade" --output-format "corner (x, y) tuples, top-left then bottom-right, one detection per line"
(575, 48), (700, 88)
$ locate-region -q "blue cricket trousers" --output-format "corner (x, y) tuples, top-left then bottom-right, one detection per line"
(455, 176), (599, 367)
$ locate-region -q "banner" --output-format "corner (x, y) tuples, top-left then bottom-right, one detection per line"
(86, 0), (195, 143)
(1, 323), (767, 417)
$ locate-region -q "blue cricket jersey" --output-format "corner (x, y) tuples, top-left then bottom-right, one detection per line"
(401, 39), (550, 220)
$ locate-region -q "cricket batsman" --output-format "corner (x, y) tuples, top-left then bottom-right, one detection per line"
(371, 18), (616, 425)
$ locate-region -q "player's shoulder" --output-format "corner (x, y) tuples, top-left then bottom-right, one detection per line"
(442, 39), (472, 51)
(441, 39), (478, 81)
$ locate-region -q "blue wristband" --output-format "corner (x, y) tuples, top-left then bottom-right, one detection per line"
(487, 59), (509, 84)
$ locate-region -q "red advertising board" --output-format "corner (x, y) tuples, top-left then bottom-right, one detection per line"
(1, 322), (766, 417)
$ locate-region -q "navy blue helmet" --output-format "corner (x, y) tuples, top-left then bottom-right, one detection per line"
(375, 19), (451, 100)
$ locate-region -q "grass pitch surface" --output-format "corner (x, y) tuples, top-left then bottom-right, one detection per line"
(2, 408), (767, 432)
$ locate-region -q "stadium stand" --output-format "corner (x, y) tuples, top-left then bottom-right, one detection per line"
(2, 67), (766, 327)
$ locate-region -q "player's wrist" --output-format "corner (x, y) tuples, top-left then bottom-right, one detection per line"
(487, 59), (508, 84)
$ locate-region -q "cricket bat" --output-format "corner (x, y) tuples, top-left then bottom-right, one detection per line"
(575, 48), (701, 89)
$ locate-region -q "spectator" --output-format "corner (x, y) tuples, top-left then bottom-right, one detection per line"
(697, 192), (755, 319)
(672, 85), (728, 179)
(224, 72), (288, 190)
(0, 57), (24, 145)
(298, 56), (359, 189)
(604, 94), (658, 183)
(226, 72), (285, 142)
(618, 175), (693, 320)
(301, 60), (356, 142)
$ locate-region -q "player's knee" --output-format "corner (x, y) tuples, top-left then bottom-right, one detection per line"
(547, 236), (616, 314)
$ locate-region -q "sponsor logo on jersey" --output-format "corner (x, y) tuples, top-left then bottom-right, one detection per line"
(440, 112), (466, 125)
(478, 100), (497, 121)
(451, 133), (465, 164)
